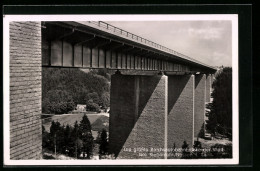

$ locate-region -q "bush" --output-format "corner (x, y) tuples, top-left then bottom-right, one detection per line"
(192, 140), (203, 158)
(210, 143), (232, 158)
(43, 154), (55, 159)
(86, 100), (101, 112)
(181, 141), (191, 159)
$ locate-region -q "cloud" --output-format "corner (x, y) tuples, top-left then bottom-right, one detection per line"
(187, 27), (224, 40)
(106, 20), (232, 67)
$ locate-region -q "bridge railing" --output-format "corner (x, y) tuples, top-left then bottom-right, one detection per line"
(86, 21), (213, 69)
(88, 21), (192, 59)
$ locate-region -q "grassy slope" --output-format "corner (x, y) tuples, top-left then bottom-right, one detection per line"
(42, 113), (108, 132)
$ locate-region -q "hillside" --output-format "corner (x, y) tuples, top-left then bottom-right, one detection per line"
(42, 68), (111, 114)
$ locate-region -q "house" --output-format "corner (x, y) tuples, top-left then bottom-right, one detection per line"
(76, 104), (86, 112)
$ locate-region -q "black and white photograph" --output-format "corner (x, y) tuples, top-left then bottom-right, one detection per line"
(3, 14), (239, 165)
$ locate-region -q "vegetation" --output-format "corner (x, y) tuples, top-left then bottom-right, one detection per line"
(206, 67), (232, 139)
(97, 129), (109, 157)
(192, 140), (203, 158)
(42, 90), (75, 114)
(86, 99), (101, 113)
(181, 141), (191, 159)
(42, 68), (110, 114)
(198, 123), (205, 138)
(210, 143), (232, 158)
(79, 115), (94, 159)
(91, 115), (109, 132)
(179, 140), (232, 159)
(42, 114), (94, 159)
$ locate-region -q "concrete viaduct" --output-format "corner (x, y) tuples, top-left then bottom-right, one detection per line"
(9, 21), (216, 159)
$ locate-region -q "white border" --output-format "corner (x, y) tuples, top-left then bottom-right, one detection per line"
(3, 14), (238, 165)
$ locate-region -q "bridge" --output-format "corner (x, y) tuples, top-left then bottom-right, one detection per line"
(9, 21), (216, 159)
(42, 21), (215, 74)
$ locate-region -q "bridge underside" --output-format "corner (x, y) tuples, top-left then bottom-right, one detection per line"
(9, 21), (215, 160)
(42, 22), (215, 74)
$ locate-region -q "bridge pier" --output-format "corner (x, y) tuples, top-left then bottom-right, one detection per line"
(9, 22), (42, 159)
(206, 74), (212, 102)
(167, 75), (195, 153)
(194, 74), (206, 139)
(110, 74), (167, 159)
(110, 74), (198, 159)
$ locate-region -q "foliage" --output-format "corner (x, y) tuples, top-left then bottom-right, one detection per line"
(48, 121), (65, 153)
(42, 115), (94, 159)
(191, 140), (232, 159)
(206, 67), (232, 138)
(210, 143), (232, 158)
(91, 115), (109, 131)
(181, 141), (191, 159)
(192, 140), (203, 158)
(198, 123), (205, 138)
(79, 115), (94, 159)
(90, 68), (111, 80)
(42, 154), (56, 159)
(85, 92), (101, 106)
(42, 125), (50, 149)
(42, 68), (110, 114)
(101, 92), (110, 109)
(86, 100), (101, 113)
(98, 129), (109, 156)
(43, 90), (75, 114)
(71, 121), (83, 158)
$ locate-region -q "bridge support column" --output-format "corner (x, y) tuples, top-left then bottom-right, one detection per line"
(194, 74), (206, 139)
(206, 74), (212, 102)
(110, 74), (167, 159)
(9, 22), (42, 159)
(167, 75), (195, 155)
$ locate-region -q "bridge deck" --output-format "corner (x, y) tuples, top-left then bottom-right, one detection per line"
(42, 21), (216, 74)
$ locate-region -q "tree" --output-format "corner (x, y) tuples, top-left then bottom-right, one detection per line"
(198, 123), (205, 138)
(42, 67), (110, 114)
(71, 121), (82, 158)
(206, 67), (232, 138)
(49, 121), (62, 155)
(181, 141), (191, 159)
(62, 124), (73, 155)
(90, 68), (111, 81)
(43, 90), (75, 114)
(79, 115), (94, 159)
(85, 92), (101, 106)
(192, 140), (203, 158)
(42, 125), (50, 149)
(98, 129), (109, 156)
(101, 92), (110, 109)
(86, 99), (101, 112)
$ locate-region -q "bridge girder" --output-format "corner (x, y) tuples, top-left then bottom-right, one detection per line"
(42, 21), (216, 74)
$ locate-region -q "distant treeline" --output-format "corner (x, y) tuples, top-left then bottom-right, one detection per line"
(42, 68), (111, 114)
(206, 67), (232, 139)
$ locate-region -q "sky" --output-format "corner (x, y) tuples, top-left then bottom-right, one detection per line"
(107, 21), (232, 67)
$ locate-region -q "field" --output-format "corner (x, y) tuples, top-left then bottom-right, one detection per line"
(42, 113), (109, 133)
